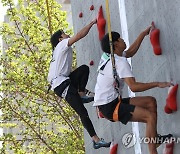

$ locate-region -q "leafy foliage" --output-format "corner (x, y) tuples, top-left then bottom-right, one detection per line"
(0, 0), (83, 153)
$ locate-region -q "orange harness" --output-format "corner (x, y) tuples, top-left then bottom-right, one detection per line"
(97, 99), (121, 122)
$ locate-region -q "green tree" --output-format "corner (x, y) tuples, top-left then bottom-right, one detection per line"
(0, 0), (83, 153)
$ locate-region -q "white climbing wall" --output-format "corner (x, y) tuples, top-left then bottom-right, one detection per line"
(70, 0), (180, 154)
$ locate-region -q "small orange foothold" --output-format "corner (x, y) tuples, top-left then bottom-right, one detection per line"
(90, 60), (94, 66)
(79, 12), (83, 18)
(163, 142), (174, 154)
(90, 5), (94, 10)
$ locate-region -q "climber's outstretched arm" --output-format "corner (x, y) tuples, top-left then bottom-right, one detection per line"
(125, 26), (151, 58)
(124, 77), (172, 92)
(68, 19), (97, 46)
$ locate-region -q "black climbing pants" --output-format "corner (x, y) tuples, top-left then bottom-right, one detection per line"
(69, 64), (89, 92)
(54, 65), (96, 137)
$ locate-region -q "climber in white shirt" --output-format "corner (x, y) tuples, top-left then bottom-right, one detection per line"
(47, 19), (111, 149)
(94, 27), (173, 154)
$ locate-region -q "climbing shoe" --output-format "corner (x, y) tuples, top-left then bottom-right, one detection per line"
(81, 96), (94, 103)
(156, 134), (173, 148)
(93, 138), (111, 149)
(85, 89), (95, 97)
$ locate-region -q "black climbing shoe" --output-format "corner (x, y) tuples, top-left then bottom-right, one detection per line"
(81, 96), (94, 103)
(85, 89), (95, 97)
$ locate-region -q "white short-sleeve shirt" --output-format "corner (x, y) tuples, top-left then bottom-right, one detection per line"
(47, 38), (73, 90)
(93, 52), (134, 106)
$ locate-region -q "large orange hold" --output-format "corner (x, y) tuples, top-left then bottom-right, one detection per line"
(97, 6), (106, 40)
(150, 21), (162, 55)
(164, 84), (178, 114)
(110, 142), (118, 154)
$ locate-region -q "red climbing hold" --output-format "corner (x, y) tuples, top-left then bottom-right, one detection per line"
(96, 107), (104, 118)
(163, 142), (174, 154)
(110, 142), (118, 154)
(90, 5), (94, 11)
(89, 60), (94, 66)
(164, 84), (178, 114)
(98, 111), (104, 118)
(150, 21), (162, 55)
(79, 12), (83, 18)
(97, 6), (106, 40)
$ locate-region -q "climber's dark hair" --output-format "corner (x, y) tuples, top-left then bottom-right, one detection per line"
(50, 30), (63, 49)
(100, 32), (120, 53)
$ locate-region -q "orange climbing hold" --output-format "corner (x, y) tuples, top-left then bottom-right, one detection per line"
(150, 21), (162, 55)
(163, 142), (174, 154)
(164, 84), (178, 114)
(110, 142), (118, 154)
(97, 6), (106, 40)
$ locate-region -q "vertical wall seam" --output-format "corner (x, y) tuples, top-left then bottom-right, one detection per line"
(118, 0), (142, 154)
